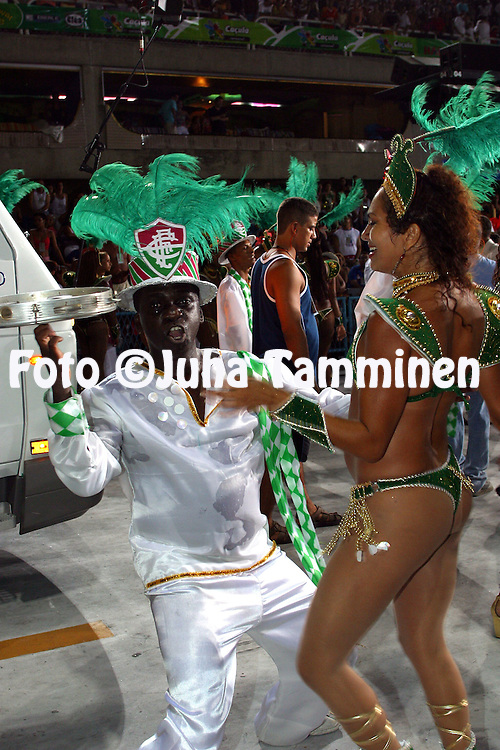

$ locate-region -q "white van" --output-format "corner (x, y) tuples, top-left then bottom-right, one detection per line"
(0, 201), (102, 533)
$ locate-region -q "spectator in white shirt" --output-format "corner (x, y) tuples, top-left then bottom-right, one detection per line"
(216, 224), (256, 352)
(479, 215), (499, 260)
(258, 0), (273, 14)
(332, 215), (361, 262)
(398, 9), (411, 33)
(453, 11), (466, 36)
(475, 15), (491, 42)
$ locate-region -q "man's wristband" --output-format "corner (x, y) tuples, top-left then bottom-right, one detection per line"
(335, 317), (343, 327)
(44, 391), (87, 436)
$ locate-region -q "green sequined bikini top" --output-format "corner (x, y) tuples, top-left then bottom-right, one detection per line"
(348, 285), (500, 400)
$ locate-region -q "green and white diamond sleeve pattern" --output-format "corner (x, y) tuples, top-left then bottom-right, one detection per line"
(44, 392), (88, 437)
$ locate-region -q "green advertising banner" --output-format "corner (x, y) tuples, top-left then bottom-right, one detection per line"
(346, 32), (448, 56)
(0, 4), (153, 34)
(269, 25), (356, 50)
(195, 17), (274, 44)
(0, 4), (451, 56)
(157, 17), (201, 41)
(0, 3), (23, 29)
(93, 7), (152, 35)
(414, 36), (449, 56)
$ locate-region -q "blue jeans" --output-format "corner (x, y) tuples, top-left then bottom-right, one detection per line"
(449, 391), (491, 493)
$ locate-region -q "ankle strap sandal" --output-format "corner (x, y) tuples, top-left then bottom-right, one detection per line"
(337, 703), (408, 750)
(427, 699), (476, 750)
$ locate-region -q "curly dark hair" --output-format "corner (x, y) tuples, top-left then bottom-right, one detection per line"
(381, 164), (479, 291)
(306, 236), (329, 303)
(76, 248), (100, 287)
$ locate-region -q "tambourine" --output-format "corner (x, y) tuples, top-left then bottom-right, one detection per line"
(0, 287), (116, 328)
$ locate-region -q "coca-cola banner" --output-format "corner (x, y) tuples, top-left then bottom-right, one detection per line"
(0, 4), (450, 57)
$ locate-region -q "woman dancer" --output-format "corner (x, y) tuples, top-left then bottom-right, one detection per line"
(301, 233), (346, 358)
(214, 132), (500, 745)
(29, 212), (67, 267)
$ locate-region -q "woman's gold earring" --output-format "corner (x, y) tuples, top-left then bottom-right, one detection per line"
(391, 248), (407, 276)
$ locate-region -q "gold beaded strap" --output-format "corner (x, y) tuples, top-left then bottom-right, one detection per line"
(337, 703), (398, 750)
(427, 699), (476, 750)
(323, 483), (390, 562)
(324, 451), (469, 561)
(145, 541), (277, 589)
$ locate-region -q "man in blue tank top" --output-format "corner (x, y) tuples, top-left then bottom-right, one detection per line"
(252, 197), (342, 542)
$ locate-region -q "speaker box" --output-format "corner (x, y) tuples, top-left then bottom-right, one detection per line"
(391, 57), (430, 86)
(156, 0), (183, 22)
(439, 43), (500, 80)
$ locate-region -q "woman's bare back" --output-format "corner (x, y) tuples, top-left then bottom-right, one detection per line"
(346, 283), (486, 483)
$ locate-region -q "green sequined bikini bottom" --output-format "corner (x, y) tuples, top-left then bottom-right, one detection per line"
(324, 450), (473, 560)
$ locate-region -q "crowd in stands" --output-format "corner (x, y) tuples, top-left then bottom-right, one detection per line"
(15, 0), (500, 42)
(180, 0), (500, 41)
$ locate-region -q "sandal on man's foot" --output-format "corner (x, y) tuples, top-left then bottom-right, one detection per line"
(269, 519), (292, 545)
(310, 504), (342, 527)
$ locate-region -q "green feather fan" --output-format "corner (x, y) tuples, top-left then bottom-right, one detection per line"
(464, 165), (500, 207)
(252, 185), (285, 231)
(0, 170), (44, 214)
(251, 158), (319, 230)
(320, 178), (364, 227)
(71, 154), (261, 261)
(253, 157), (364, 230)
(285, 157), (319, 203)
(411, 72), (500, 202)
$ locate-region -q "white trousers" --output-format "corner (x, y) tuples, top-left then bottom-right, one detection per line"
(139, 551), (329, 750)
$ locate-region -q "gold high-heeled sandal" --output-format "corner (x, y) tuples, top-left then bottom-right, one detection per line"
(336, 703), (409, 749)
(427, 699), (476, 749)
(491, 594), (500, 638)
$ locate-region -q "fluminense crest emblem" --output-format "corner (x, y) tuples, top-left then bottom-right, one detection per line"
(135, 219), (186, 280)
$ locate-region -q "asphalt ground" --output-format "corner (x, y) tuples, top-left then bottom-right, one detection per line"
(1, 430), (499, 750)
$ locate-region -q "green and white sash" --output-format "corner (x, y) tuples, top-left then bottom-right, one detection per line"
(229, 268), (253, 332)
(238, 351), (325, 584)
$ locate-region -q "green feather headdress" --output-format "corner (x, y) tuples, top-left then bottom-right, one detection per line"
(252, 157), (319, 230)
(71, 153), (260, 261)
(384, 73), (500, 217)
(320, 178), (365, 227)
(254, 157), (364, 231)
(0, 170), (44, 214)
(412, 72), (500, 205)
